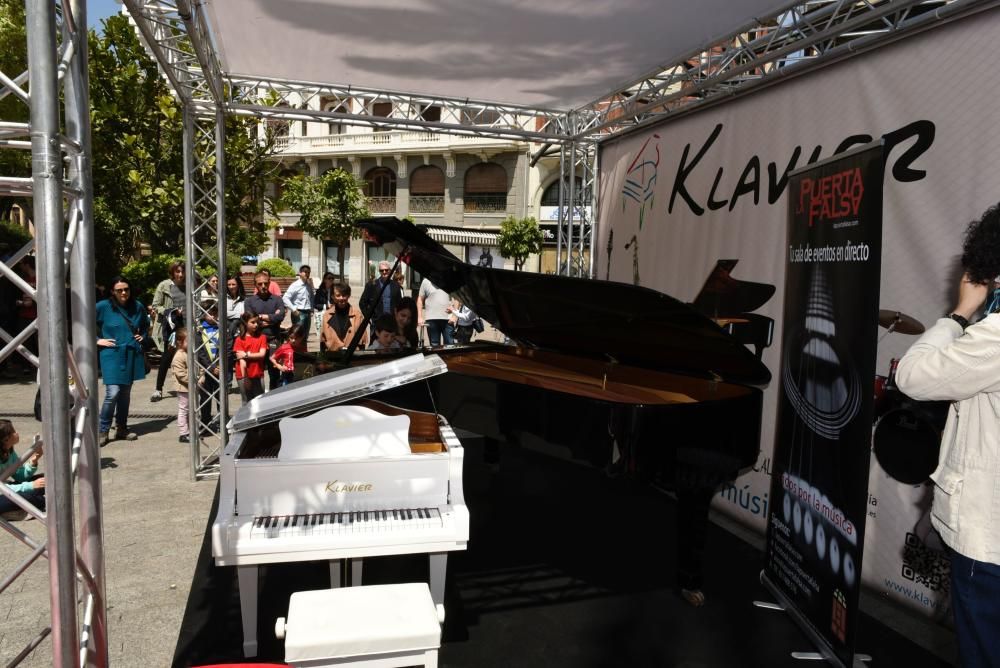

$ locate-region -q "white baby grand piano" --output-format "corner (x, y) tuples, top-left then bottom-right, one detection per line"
(211, 354), (469, 657)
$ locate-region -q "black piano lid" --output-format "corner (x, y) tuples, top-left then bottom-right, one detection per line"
(358, 217), (771, 386)
(228, 353), (448, 432)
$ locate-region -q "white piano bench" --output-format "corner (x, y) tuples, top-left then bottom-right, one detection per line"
(275, 583), (442, 668)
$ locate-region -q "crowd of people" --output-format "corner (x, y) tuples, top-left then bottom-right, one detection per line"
(98, 260), (484, 446)
(1, 257), (484, 519)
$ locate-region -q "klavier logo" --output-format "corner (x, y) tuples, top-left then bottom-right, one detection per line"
(325, 480), (373, 493)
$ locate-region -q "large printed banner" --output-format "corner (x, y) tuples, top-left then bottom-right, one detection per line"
(763, 145), (884, 666)
(596, 11), (1000, 621)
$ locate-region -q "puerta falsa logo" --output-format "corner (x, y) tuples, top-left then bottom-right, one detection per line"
(795, 167), (865, 228)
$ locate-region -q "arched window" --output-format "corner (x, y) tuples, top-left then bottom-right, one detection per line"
(464, 163), (507, 213)
(410, 165), (445, 213)
(364, 167), (397, 213)
(541, 177), (584, 206)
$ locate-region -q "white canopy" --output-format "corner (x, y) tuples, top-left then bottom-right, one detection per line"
(204, 0), (793, 111)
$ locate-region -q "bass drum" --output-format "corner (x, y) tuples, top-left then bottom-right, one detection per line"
(872, 406), (945, 484)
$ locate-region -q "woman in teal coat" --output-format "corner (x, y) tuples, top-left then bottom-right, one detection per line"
(96, 275), (149, 444)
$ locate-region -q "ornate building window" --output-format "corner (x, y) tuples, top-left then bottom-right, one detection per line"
(409, 165), (445, 213)
(364, 167), (397, 213)
(464, 163), (507, 212)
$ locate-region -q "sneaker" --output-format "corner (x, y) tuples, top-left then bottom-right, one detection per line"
(1, 510), (27, 522)
(98, 431), (110, 447)
(178, 434), (190, 443)
(114, 428), (137, 441)
(150, 390), (162, 402)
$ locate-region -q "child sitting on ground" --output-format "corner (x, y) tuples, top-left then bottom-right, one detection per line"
(270, 325), (306, 387)
(170, 328), (201, 443)
(367, 314), (402, 351)
(0, 419), (44, 521)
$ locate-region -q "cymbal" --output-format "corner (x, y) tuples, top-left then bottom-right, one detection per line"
(878, 309), (925, 335)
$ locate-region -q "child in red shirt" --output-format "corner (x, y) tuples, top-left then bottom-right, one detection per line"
(270, 325), (306, 387)
(233, 313), (268, 400)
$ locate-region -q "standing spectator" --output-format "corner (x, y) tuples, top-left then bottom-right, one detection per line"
(171, 328), (194, 443)
(321, 283), (367, 352)
(313, 272), (336, 350)
(0, 420), (44, 520)
(258, 267), (282, 297)
(197, 307), (222, 433)
(224, 275), (246, 388)
(283, 265), (315, 345)
(270, 326), (305, 387)
(244, 271), (285, 391)
(895, 206), (1000, 668)
(417, 277), (453, 346)
(392, 297), (419, 349)
(96, 276), (149, 444)
(150, 260), (185, 402)
(199, 274), (219, 305)
(233, 312), (267, 401)
(359, 261), (402, 328)
(447, 298), (477, 344)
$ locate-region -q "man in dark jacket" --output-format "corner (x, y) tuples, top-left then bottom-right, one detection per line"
(244, 270), (286, 391)
(359, 260), (402, 332)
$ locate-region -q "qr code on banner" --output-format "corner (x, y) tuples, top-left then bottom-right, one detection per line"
(902, 532), (950, 593)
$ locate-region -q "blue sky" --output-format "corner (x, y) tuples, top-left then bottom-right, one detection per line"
(88, 0), (123, 29)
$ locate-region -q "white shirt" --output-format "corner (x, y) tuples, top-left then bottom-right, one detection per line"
(283, 277), (315, 311)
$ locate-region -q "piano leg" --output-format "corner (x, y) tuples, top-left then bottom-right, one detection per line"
(237, 565), (259, 657)
(351, 558), (364, 586)
(429, 552), (447, 622)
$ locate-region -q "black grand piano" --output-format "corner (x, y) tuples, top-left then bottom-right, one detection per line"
(336, 218), (772, 485)
(313, 217), (774, 594)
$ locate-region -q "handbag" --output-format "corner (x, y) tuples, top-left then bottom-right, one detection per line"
(472, 317), (485, 333)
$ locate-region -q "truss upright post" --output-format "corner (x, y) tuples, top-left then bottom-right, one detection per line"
(555, 144), (565, 275)
(25, 0), (78, 664)
(65, 0), (107, 661)
(566, 141), (576, 275)
(182, 105), (227, 480)
(214, 106), (229, 458)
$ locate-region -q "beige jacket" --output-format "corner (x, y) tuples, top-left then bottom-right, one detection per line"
(895, 314), (1000, 565)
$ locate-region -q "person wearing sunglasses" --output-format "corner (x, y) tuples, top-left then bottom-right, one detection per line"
(244, 271), (286, 391)
(359, 260), (402, 336)
(96, 276), (150, 445)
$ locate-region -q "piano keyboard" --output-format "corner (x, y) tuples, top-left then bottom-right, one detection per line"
(250, 508), (443, 540)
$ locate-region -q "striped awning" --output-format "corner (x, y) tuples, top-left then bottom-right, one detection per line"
(422, 225), (498, 246)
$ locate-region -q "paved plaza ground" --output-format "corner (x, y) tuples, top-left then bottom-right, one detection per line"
(0, 367), (216, 667)
(0, 321), (506, 667)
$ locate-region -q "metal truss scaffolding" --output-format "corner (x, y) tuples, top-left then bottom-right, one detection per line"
(121, 0), (995, 480)
(182, 108), (229, 480)
(0, 0), (107, 665)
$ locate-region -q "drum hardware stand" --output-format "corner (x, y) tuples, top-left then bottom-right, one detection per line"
(754, 572), (872, 667)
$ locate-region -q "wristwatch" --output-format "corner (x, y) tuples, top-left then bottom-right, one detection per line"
(948, 313), (970, 330)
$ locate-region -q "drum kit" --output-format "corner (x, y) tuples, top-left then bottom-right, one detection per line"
(872, 309), (946, 484)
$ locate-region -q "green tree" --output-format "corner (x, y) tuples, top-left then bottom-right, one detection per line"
(498, 215), (543, 271)
(88, 15), (278, 280)
(277, 168), (369, 276)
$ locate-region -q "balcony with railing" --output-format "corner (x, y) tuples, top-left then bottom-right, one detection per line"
(410, 196), (445, 214)
(463, 195), (507, 213)
(367, 196), (397, 213)
(273, 130), (520, 155)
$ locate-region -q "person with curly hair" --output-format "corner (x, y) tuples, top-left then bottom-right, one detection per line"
(896, 203), (1000, 668)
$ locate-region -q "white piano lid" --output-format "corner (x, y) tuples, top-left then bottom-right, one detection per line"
(229, 353), (448, 433)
